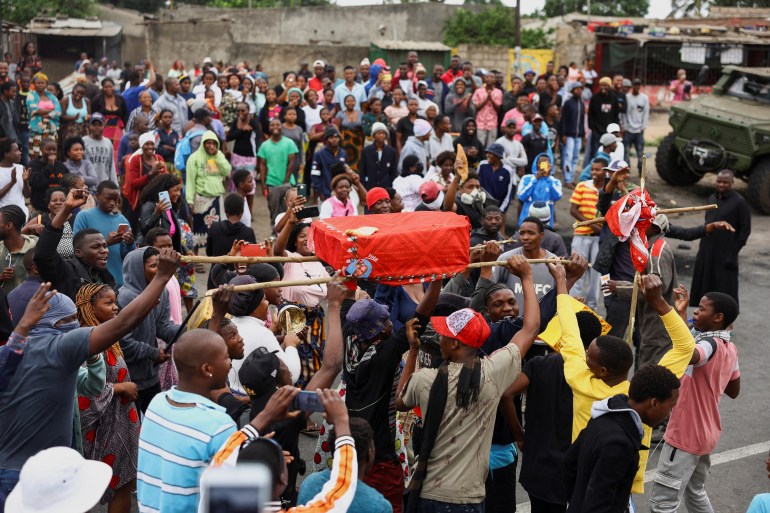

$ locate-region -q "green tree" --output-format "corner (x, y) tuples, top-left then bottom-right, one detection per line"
(443, 6), (551, 49)
(542, 0), (648, 17)
(670, 0), (770, 17)
(5, 0), (96, 24)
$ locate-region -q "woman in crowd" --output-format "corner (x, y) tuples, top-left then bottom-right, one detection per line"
(168, 60), (186, 79)
(281, 106), (305, 183)
(227, 102), (262, 197)
(138, 174), (183, 252)
(76, 283), (139, 513)
(27, 138), (66, 212)
(17, 41), (42, 75)
(258, 89), (282, 135)
(23, 187), (75, 258)
(241, 75), (259, 115)
(334, 94), (364, 171)
(273, 205), (329, 389)
(91, 78), (127, 164)
(321, 88), (337, 119)
(302, 89), (323, 133)
(47, 82), (64, 102)
(154, 109), (179, 175)
(124, 132), (166, 222)
(59, 83), (91, 140)
(26, 72), (62, 159)
(383, 87), (408, 130)
(280, 88), (307, 133)
(220, 73), (243, 127)
(453, 117), (485, 170)
(445, 78), (475, 132)
(126, 91), (157, 133)
(319, 174), (356, 219)
(185, 131), (231, 247)
(424, 150), (456, 191)
(362, 98), (388, 146)
(62, 137), (98, 190)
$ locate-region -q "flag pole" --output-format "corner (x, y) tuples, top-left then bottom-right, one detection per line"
(625, 155), (646, 346)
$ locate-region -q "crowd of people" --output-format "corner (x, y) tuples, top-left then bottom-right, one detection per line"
(0, 46), (758, 513)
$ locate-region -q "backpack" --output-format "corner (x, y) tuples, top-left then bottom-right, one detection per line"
(174, 129), (206, 172)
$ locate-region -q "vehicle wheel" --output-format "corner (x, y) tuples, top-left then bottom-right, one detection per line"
(655, 132), (701, 186)
(748, 159), (770, 214)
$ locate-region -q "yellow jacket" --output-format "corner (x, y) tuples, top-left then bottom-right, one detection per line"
(555, 294), (695, 494)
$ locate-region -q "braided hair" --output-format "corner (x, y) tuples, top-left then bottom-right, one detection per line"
(76, 283), (122, 358)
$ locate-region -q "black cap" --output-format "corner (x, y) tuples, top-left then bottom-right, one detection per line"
(238, 347), (280, 398)
(632, 78), (642, 85)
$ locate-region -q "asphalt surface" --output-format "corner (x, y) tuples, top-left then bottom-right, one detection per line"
(97, 139), (770, 513)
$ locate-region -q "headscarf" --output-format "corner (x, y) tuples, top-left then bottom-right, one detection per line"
(33, 72), (48, 83)
(365, 63), (383, 95)
(76, 283), (122, 358)
(286, 87), (304, 104)
(138, 132), (156, 149)
(29, 293), (79, 337)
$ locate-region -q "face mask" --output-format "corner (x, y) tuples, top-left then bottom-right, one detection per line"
(56, 321), (80, 333)
(460, 189), (485, 205)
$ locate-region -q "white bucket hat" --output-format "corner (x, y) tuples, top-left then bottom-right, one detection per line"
(6, 446), (112, 513)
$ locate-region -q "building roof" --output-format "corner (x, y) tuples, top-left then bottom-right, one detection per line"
(27, 17), (122, 37)
(371, 40), (451, 52)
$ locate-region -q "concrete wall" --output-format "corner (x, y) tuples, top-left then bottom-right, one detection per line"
(98, 4), (147, 66)
(455, 44), (510, 75)
(554, 23), (596, 68)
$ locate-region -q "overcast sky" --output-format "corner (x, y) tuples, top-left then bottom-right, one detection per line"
(335, 0), (672, 19)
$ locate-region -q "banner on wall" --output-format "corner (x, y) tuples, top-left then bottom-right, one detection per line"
(508, 48), (555, 80)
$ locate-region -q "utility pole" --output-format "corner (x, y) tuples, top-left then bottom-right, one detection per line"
(514, 0), (521, 76)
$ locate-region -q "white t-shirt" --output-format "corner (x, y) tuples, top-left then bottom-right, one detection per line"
(303, 104), (323, 130)
(229, 316), (301, 394)
(0, 165), (28, 219)
(241, 197), (252, 229)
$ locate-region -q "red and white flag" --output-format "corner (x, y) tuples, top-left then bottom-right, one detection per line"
(604, 189), (657, 273)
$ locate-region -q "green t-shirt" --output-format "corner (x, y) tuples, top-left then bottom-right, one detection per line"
(257, 137), (299, 187)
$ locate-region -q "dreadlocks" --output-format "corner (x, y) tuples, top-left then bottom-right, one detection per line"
(76, 283), (122, 358)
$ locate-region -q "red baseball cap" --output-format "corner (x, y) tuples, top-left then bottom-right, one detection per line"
(419, 180), (440, 203)
(431, 308), (491, 348)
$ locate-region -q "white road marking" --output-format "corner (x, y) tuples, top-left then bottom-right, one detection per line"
(515, 440), (770, 513)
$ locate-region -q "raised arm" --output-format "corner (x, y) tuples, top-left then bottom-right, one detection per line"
(505, 256), (540, 357)
(272, 205), (298, 257)
(304, 278), (348, 391)
(642, 274), (695, 379)
(91, 248), (180, 356)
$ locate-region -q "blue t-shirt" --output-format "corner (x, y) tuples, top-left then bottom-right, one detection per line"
(297, 469), (392, 513)
(0, 327), (92, 470)
(748, 494), (770, 513)
(72, 208), (135, 286)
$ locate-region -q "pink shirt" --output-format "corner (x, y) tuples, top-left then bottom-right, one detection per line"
(665, 333), (740, 455)
(281, 250), (328, 307)
(501, 109), (526, 142)
(472, 87), (502, 130)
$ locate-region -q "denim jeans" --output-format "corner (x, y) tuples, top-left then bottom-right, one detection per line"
(623, 131), (645, 175)
(562, 137), (582, 184)
(0, 468), (21, 510)
(19, 129), (30, 167)
(419, 498), (485, 513)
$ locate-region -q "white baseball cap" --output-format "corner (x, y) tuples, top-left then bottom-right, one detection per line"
(313, 59), (325, 68)
(606, 123), (621, 134)
(203, 57), (213, 64)
(6, 446), (112, 513)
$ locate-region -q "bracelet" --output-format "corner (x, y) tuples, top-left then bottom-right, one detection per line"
(86, 354), (101, 365)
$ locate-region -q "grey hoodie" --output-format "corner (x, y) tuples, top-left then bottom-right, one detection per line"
(118, 248), (180, 390)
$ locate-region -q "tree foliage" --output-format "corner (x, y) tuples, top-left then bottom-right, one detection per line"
(670, 0), (770, 17)
(443, 6), (552, 49)
(542, 0), (648, 17)
(5, 0), (96, 24)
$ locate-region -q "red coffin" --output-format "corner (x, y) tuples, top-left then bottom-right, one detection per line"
(308, 211), (471, 285)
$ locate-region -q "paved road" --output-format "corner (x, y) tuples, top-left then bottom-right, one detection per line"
(98, 142), (770, 512)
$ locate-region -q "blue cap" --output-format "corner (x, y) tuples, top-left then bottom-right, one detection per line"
(345, 299), (390, 341)
(570, 81), (584, 92)
(485, 143), (505, 159)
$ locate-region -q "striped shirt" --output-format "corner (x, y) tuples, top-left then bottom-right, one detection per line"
(570, 180), (600, 235)
(210, 430), (359, 513)
(137, 387), (237, 513)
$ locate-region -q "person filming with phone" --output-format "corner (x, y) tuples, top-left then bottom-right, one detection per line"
(73, 181), (135, 288)
(33, 187), (117, 300)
